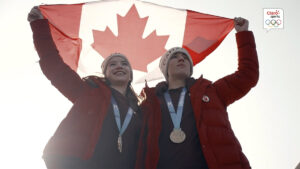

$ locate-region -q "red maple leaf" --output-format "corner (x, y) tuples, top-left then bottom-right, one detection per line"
(91, 4), (169, 72)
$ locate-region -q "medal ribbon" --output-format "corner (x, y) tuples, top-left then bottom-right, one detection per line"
(164, 88), (187, 129)
(111, 96), (134, 137)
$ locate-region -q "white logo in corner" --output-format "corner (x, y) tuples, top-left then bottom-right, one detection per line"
(264, 8), (284, 31)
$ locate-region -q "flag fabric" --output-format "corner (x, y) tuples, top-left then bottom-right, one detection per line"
(39, 0), (234, 82)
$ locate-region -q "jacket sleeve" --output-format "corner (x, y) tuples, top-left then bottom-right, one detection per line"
(213, 31), (259, 107)
(135, 105), (148, 169)
(30, 19), (86, 103)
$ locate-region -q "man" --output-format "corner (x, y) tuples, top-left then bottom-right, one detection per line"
(136, 17), (259, 169)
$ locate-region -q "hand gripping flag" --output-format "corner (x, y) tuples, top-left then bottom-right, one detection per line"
(39, 0), (234, 83)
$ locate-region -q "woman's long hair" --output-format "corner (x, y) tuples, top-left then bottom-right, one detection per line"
(125, 84), (141, 113)
(83, 75), (141, 113)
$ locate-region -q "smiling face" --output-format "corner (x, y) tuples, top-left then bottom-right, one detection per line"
(105, 56), (132, 86)
(167, 52), (191, 81)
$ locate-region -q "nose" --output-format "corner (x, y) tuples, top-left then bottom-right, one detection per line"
(116, 64), (124, 69)
(177, 55), (185, 62)
(111, 63), (123, 70)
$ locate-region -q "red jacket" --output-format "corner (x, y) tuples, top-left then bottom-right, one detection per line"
(31, 19), (112, 160)
(136, 31), (259, 169)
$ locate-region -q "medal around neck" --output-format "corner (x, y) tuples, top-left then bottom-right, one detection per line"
(117, 135), (122, 153)
(111, 96), (134, 153)
(164, 88), (187, 144)
(170, 128), (186, 143)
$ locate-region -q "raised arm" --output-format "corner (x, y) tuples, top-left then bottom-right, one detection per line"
(213, 17), (259, 106)
(28, 6), (86, 103)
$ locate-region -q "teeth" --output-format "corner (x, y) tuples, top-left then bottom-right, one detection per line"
(115, 71), (125, 75)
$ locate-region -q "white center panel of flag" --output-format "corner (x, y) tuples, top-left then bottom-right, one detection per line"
(77, 0), (187, 82)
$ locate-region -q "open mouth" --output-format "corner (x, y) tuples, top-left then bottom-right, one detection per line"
(114, 71), (126, 75)
(177, 63), (186, 67)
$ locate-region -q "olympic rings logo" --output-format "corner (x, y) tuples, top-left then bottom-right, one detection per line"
(265, 19), (282, 27)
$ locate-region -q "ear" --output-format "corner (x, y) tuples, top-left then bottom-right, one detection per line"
(190, 66), (193, 77)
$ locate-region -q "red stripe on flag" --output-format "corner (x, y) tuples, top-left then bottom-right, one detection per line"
(39, 4), (84, 71)
(183, 10), (234, 65)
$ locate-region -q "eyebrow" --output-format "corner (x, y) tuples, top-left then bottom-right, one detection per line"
(108, 60), (128, 64)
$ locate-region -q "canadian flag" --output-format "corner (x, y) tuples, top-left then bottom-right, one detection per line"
(39, 0), (234, 83)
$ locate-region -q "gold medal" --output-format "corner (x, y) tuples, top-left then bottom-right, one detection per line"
(111, 96), (134, 154)
(117, 135), (122, 153)
(170, 128), (186, 143)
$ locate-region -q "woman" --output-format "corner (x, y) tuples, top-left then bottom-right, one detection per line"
(28, 6), (142, 169)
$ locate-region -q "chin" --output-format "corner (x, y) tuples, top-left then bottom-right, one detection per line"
(174, 73), (189, 79)
(112, 78), (130, 84)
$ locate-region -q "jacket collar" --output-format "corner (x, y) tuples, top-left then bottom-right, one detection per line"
(154, 75), (204, 96)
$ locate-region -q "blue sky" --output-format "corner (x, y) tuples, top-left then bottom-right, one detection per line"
(0, 0), (299, 169)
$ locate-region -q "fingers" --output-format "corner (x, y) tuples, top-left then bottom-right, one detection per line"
(27, 6), (44, 22)
(234, 17), (246, 26)
(234, 17), (249, 32)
